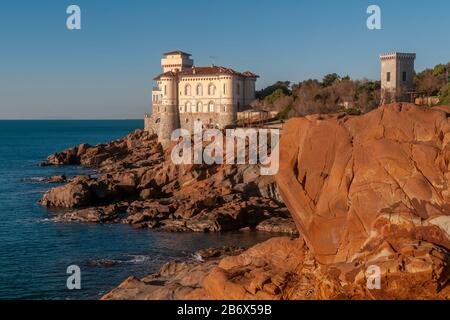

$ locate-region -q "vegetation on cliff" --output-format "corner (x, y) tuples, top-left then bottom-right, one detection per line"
(254, 61), (450, 118)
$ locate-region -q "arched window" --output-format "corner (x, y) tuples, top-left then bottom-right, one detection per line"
(208, 84), (216, 96)
(186, 102), (191, 113)
(196, 84), (203, 96)
(208, 102), (215, 113)
(197, 102), (202, 113)
(185, 84), (191, 96)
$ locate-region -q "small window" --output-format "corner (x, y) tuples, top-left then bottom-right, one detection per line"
(185, 84), (191, 96)
(197, 84), (203, 96)
(386, 72), (391, 82)
(208, 84), (216, 96)
(402, 72), (407, 82)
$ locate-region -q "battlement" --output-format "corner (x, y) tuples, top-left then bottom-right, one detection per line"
(380, 52), (416, 61)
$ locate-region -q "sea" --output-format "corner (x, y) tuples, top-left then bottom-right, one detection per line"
(0, 120), (275, 300)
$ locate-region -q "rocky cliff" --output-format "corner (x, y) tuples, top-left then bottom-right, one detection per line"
(104, 103), (450, 300)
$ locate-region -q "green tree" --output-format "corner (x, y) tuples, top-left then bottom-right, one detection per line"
(255, 81), (291, 100)
(322, 73), (340, 87)
(439, 83), (450, 105)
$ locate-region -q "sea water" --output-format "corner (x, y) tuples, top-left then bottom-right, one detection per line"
(0, 120), (275, 299)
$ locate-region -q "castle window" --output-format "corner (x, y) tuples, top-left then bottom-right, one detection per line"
(185, 84), (191, 96)
(186, 102), (191, 113)
(386, 72), (391, 82)
(223, 105), (227, 112)
(209, 102), (215, 112)
(197, 102), (202, 113)
(223, 84), (226, 94)
(208, 84), (216, 96)
(196, 84), (203, 96)
(402, 72), (407, 82)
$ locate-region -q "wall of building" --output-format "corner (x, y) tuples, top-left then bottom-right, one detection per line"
(380, 53), (416, 103)
(148, 53), (258, 145)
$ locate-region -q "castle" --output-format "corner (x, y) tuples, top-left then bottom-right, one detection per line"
(145, 51), (259, 145)
(380, 52), (416, 104)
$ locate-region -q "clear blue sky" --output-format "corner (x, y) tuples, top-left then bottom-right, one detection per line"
(1, 0), (449, 119)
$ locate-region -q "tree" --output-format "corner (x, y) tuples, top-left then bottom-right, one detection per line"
(439, 83), (450, 105)
(255, 81), (291, 100)
(415, 70), (441, 96)
(322, 73), (341, 87)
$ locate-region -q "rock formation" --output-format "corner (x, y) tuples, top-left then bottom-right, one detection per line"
(39, 129), (295, 234)
(103, 103), (450, 300)
(276, 103), (450, 265)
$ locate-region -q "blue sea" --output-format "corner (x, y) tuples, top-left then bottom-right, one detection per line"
(0, 120), (274, 300)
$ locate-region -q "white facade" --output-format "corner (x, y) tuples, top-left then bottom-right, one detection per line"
(147, 51), (258, 145)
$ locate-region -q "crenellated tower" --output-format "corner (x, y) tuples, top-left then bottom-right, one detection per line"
(380, 52), (416, 104)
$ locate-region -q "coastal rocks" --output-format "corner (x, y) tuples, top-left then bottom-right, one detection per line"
(57, 204), (122, 223)
(40, 130), (162, 169)
(23, 175), (67, 184)
(101, 246), (244, 300)
(39, 129), (291, 234)
(276, 103), (450, 265)
(103, 103), (450, 300)
(256, 217), (299, 235)
(103, 235), (450, 300)
(40, 176), (92, 208)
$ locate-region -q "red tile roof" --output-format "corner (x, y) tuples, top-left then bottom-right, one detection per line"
(154, 66), (259, 80)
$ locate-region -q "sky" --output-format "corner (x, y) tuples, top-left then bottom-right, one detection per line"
(0, 0), (449, 119)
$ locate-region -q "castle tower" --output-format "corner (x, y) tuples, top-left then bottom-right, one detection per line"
(161, 51), (193, 73)
(157, 72), (180, 147)
(380, 52), (416, 104)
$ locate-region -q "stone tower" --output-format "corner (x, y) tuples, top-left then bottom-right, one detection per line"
(380, 52), (416, 104)
(157, 72), (180, 147)
(161, 51), (193, 73)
